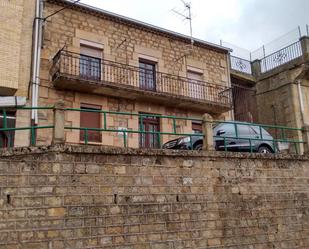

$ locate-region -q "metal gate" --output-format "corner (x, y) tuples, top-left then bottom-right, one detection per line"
(232, 84), (257, 123)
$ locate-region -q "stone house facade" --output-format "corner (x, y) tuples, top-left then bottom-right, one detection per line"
(34, 0), (233, 148)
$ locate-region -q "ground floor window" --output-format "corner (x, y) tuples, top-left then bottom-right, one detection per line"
(192, 121), (202, 134)
(80, 104), (101, 143)
(0, 111), (16, 148)
(139, 113), (160, 148)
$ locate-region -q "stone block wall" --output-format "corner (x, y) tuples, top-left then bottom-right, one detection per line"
(0, 145), (308, 248)
(254, 66), (305, 153)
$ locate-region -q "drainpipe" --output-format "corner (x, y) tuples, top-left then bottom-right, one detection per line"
(31, 0), (43, 127)
(297, 79), (305, 124)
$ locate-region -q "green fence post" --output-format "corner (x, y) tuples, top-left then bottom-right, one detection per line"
(259, 126), (263, 139)
(123, 131), (127, 148)
(30, 127), (36, 146)
(103, 112), (107, 130)
(173, 118), (177, 134)
(281, 128), (285, 140)
(2, 109), (7, 129)
(157, 131), (161, 148)
(85, 129), (88, 145)
(234, 123), (238, 138)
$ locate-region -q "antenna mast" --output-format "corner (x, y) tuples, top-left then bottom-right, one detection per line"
(172, 0), (194, 48)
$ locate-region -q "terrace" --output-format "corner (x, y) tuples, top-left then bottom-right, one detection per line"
(228, 25), (309, 77)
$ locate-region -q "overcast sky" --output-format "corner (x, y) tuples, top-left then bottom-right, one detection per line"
(80, 0), (309, 56)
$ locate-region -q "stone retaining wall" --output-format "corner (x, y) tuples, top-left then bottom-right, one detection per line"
(0, 145), (308, 249)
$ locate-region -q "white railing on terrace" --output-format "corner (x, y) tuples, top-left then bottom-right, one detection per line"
(225, 25), (308, 75)
(260, 41), (302, 73)
(230, 56), (252, 75)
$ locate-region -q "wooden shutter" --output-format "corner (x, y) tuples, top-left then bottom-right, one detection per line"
(80, 45), (102, 58)
(187, 70), (203, 81)
(80, 104), (101, 143)
(187, 70), (204, 99)
(192, 122), (202, 134)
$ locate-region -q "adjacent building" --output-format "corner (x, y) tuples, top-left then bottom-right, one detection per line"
(0, 0), (36, 147)
(230, 35), (309, 152)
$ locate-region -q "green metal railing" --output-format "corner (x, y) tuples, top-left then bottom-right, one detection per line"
(1, 107), (54, 147)
(65, 108), (203, 148)
(64, 108), (305, 153)
(0, 106), (305, 154)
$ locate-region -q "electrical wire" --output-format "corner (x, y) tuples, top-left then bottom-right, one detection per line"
(43, 0), (82, 21)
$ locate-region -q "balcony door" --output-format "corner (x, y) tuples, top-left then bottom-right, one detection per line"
(187, 70), (205, 100)
(80, 45), (102, 81)
(139, 59), (156, 91)
(139, 114), (160, 148)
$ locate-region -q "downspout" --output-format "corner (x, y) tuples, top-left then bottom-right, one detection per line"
(226, 52), (234, 120)
(35, 0), (43, 124)
(31, 0), (43, 129)
(297, 79), (305, 124)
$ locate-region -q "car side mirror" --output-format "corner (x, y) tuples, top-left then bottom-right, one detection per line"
(216, 130), (226, 136)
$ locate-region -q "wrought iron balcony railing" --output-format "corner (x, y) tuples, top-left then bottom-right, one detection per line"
(51, 50), (232, 107)
(230, 55), (252, 75)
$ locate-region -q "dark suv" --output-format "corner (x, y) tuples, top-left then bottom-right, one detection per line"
(162, 122), (276, 153)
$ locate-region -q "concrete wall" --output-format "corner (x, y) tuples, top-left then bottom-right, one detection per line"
(0, 145), (308, 248)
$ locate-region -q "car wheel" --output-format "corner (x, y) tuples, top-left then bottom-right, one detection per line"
(258, 146), (272, 154)
(194, 144), (203, 151)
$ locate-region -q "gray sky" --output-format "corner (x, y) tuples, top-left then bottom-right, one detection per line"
(80, 0), (308, 55)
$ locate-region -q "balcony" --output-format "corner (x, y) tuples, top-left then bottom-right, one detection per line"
(51, 50), (232, 114)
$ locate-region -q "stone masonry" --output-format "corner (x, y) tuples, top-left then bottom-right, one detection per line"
(31, 0), (232, 147)
(0, 144), (308, 248)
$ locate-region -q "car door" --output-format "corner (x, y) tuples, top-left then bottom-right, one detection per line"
(214, 123), (237, 151)
(236, 124), (259, 151)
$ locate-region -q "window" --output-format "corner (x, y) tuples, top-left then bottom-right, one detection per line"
(237, 124), (256, 137)
(0, 111), (15, 148)
(192, 122), (202, 134)
(187, 70), (205, 99)
(80, 104), (101, 143)
(139, 59), (156, 91)
(139, 113), (160, 148)
(80, 45), (102, 81)
(214, 123), (236, 136)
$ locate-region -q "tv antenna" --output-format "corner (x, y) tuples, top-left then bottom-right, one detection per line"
(171, 0), (194, 48)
